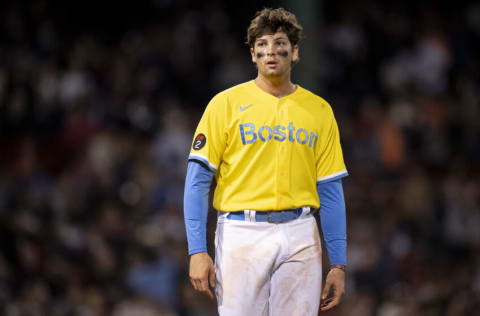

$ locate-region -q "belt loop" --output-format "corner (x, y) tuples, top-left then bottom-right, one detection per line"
(218, 212), (229, 223)
(300, 206), (310, 219)
(244, 210), (256, 222)
(249, 210), (256, 222)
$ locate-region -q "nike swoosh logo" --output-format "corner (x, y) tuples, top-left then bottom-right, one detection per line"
(239, 104), (253, 111)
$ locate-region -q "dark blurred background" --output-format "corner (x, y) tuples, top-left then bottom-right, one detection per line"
(0, 0), (479, 315)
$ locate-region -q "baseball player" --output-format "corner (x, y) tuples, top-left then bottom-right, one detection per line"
(184, 7), (348, 315)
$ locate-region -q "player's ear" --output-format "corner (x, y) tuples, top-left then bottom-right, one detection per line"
(291, 44), (299, 64)
(251, 47), (257, 63)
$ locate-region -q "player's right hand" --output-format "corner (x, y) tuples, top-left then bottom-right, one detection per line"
(189, 252), (216, 300)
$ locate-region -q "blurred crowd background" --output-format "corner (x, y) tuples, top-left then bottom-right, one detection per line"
(0, 0), (479, 315)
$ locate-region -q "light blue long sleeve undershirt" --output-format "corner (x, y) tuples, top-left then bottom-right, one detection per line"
(317, 179), (347, 266)
(184, 160), (347, 266)
(183, 160), (214, 255)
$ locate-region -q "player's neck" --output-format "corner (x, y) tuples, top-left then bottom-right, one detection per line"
(254, 75), (296, 98)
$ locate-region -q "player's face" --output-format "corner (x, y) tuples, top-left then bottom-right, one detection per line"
(251, 31), (299, 79)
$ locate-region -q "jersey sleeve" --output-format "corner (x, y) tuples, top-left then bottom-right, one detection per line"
(188, 94), (228, 172)
(316, 105), (348, 183)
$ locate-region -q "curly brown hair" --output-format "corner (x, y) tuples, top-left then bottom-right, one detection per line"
(246, 8), (304, 48)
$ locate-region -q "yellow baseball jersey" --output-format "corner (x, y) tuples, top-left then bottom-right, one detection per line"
(188, 80), (347, 212)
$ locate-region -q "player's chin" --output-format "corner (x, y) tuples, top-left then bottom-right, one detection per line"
(262, 68), (284, 77)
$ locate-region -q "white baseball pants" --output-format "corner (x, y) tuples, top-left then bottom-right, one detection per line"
(215, 211), (322, 316)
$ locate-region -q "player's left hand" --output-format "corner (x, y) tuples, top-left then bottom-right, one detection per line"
(189, 252), (216, 300)
(320, 267), (345, 311)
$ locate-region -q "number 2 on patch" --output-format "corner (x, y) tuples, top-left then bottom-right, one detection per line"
(193, 133), (206, 150)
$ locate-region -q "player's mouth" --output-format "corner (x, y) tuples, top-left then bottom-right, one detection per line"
(266, 60), (278, 68)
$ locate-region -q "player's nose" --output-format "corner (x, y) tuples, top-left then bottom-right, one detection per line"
(265, 43), (275, 56)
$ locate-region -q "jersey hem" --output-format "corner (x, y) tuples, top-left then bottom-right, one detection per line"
(215, 205), (319, 213)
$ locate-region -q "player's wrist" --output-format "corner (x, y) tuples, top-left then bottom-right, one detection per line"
(330, 264), (346, 272)
(190, 251), (209, 258)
